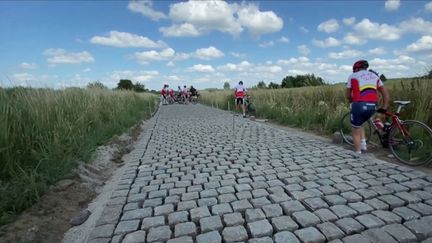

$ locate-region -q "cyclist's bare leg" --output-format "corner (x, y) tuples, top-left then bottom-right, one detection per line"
(242, 103), (246, 117)
(360, 127), (367, 151)
(352, 127), (362, 153)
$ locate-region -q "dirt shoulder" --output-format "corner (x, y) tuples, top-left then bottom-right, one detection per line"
(0, 122), (145, 243)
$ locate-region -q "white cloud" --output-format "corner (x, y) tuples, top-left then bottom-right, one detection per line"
(399, 18), (432, 35)
(299, 26), (309, 33)
(405, 35), (432, 53)
(168, 0), (242, 36)
(385, 0), (400, 11)
(230, 52), (246, 58)
(82, 68), (92, 72)
(328, 49), (362, 59)
(317, 19), (339, 33)
(237, 3), (283, 36)
(278, 37), (290, 43)
(353, 18), (401, 41)
(191, 64), (215, 73)
(259, 41), (275, 48)
(277, 57), (309, 65)
(90, 31), (166, 48)
(255, 65), (282, 73)
(368, 47), (386, 55)
(12, 73), (35, 82)
(159, 23), (200, 37)
(343, 33), (367, 45)
(109, 70), (159, 83)
(133, 48), (175, 64)
(297, 45), (311, 56)
(194, 46), (224, 60)
(128, 0), (167, 21)
(343, 17), (356, 26)
(20, 62), (38, 69)
(43, 48), (95, 65)
(369, 55), (416, 73)
(217, 61), (252, 72)
(312, 37), (341, 48)
(426, 1), (432, 12)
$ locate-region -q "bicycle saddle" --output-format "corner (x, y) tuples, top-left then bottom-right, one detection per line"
(394, 101), (411, 105)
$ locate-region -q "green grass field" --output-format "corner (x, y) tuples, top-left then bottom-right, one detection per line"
(0, 87), (157, 225)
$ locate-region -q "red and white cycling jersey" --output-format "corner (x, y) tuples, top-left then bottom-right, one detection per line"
(234, 84), (247, 98)
(347, 70), (383, 103)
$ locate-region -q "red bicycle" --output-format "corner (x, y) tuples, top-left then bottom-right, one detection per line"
(340, 101), (432, 166)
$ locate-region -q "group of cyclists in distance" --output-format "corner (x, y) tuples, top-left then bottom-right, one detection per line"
(160, 84), (199, 105)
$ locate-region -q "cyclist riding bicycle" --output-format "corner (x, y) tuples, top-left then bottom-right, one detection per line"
(160, 84), (169, 105)
(234, 81), (247, 118)
(346, 60), (390, 154)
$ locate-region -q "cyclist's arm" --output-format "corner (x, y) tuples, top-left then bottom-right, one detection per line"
(378, 86), (390, 109)
(345, 88), (352, 103)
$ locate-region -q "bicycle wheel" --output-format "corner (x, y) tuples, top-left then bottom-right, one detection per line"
(339, 111), (372, 145)
(388, 120), (432, 166)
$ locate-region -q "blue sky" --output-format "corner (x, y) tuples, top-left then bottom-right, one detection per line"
(1, 0), (432, 90)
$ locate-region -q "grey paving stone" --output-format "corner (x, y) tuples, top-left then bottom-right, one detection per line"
(222, 225), (249, 242)
(89, 224), (115, 240)
(177, 200), (197, 211)
(364, 198), (389, 210)
(324, 195), (347, 206)
(361, 228), (398, 243)
(303, 197), (329, 211)
(318, 185), (339, 195)
(168, 211), (189, 225)
(395, 191), (422, 204)
(212, 203), (233, 216)
(122, 230), (147, 243)
(348, 202), (374, 215)
(147, 225), (172, 242)
(294, 227), (326, 243)
(167, 236), (194, 243)
(280, 200), (306, 215)
(340, 191), (362, 203)
(245, 208), (267, 222)
(412, 190), (432, 201)
(292, 210), (321, 227)
(383, 223), (418, 243)
(154, 204), (174, 216)
(262, 204), (283, 218)
(141, 216), (165, 230)
(237, 191), (253, 200)
(232, 199), (254, 212)
(174, 222), (196, 237)
(218, 193), (237, 203)
(316, 222), (345, 241)
(408, 203), (432, 216)
(251, 197), (272, 208)
(121, 208), (153, 221)
(378, 195), (406, 209)
(355, 189), (378, 200)
(355, 214), (385, 229)
(190, 206), (211, 223)
(196, 231), (222, 243)
(268, 193), (291, 203)
(335, 218), (365, 234)
(248, 219), (274, 238)
(342, 234), (373, 243)
(114, 220), (140, 235)
(201, 189), (218, 198)
(274, 231), (300, 243)
(198, 197), (218, 207)
(392, 207), (421, 221)
(200, 215), (223, 233)
(330, 205), (358, 218)
(223, 212), (245, 226)
(271, 215), (299, 232)
(371, 210), (402, 224)
(404, 219), (432, 241)
(249, 236), (274, 243)
(314, 208), (339, 222)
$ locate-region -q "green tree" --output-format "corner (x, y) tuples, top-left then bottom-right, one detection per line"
(268, 82), (280, 89)
(281, 74), (325, 88)
(117, 79), (133, 90)
(223, 82), (230, 90)
(257, 81), (266, 89)
(87, 81), (107, 89)
(133, 82), (146, 92)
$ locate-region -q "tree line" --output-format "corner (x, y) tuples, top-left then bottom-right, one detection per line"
(223, 74), (327, 90)
(87, 79), (148, 93)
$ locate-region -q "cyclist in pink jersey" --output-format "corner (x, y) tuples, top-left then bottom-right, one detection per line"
(234, 81), (247, 117)
(346, 60), (390, 154)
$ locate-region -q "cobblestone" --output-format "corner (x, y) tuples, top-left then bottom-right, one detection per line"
(222, 225), (248, 242)
(196, 231), (222, 243)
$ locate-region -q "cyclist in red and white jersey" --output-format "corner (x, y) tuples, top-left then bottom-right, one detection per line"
(346, 60), (390, 154)
(161, 84), (169, 105)
(234, 81), (247, 117)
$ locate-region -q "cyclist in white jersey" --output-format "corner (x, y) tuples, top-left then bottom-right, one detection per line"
(234, 81), (247, 117)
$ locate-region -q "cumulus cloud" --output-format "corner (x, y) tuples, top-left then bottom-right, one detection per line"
(109, 70), (159, 83)
(161, 1), (283, 37)
(90, 31), (166, 48)
(369, 55), (415, 72)
(312, 37), (341, 48)
(191, 64), (215, 72)
(259, 41), (275, 48)
(20, 62), (38, 69)
(405, 35), (432, 53)
(194, 46), (224, 60)
(43, 48), (95, 65)
(297, 45), (311, 56)
(328, 49), (362, 59)
(128, 0), (167, 21)
(133, 48), (175, 64)
(237, 3), (283, 36)
(368, 47), (386, 55)
(354, 18), (400, 41)
(385, 0), (400, 11)
(217, 61), (252, 72)
(343, 17), (356, 26)
(159, 23), (200, 37)
(343, 33), (368, 45)
(399, 18), (432, 35)
(278, 37), (290, 43)
(12, 73), (36, 82)
(317, 19), (339, 33)
(426, 1), (432, 12)
(230, 52), (246, 58)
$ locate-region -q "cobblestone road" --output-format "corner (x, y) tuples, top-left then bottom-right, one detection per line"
(87, 104), (432, 243)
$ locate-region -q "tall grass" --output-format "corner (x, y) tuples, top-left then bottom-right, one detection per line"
(200, 78), (432, 134)
(0, 87), (156, 225)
